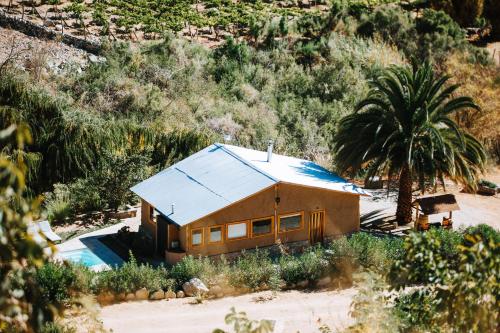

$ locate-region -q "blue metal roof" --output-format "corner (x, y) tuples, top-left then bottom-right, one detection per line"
(131, 144), (277, 226)
(131, 143), (368, 226)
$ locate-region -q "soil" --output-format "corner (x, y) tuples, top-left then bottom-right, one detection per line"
(360, 167), (500, 229)
(99, 288), (357, 333)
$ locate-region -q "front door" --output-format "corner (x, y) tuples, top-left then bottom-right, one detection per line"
(309, 211), (325, 244)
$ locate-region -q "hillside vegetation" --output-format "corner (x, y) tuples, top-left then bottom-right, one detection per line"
(0, 1), (499, 217)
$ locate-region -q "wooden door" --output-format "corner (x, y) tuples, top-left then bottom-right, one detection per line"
(309, 211), (325, 244)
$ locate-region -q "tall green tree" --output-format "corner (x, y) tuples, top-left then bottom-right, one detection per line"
(0, 124), (60, 332)
(333, 62), (486, 224)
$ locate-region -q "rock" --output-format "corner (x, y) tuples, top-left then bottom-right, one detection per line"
(209, 285), (223, 298)
(182, 278), (209, 297)
(297, 280), (309, 288)
(96, 292), (115, 305)
(165, 290), (177, 299)
(135, 288), (149, 300)
(316, 276), (331, 287)
(176, 290), (185, 298)
(116, 293), (126, 301)
(221, 285), (236, 296)
(125, 293), (136, 301)
(55, 24), (63, 31)
(150, 290), (165, 300)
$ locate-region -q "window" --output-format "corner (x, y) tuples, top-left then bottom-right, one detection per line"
(227, 221), (248, 240)
(209, 226), (223, 244)
(251, 217), (273, 237)
(279, 212), (303, 232)
(191, 228), (203, 246)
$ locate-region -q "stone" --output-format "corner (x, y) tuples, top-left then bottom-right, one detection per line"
(165, 290), (177, 299)
(316, 276), (332, 287)
(125, 293), (136, 301)
(135, 288), (149, 300)
(150, 290), (165, 300)
(297, 280), (309, 288)
(209, 285), (223, 298)
(182, 278), (209, 297)
(116, 293), (126, 301)
(176, 290), (185, 298)
(221, 285), (236, 296)
(96, 292), (114, 305)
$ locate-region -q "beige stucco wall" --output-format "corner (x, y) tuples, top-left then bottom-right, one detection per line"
(181, 183), (360, 257)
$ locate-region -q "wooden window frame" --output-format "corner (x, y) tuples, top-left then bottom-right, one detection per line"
(278, 211), (304, 233)
(208, 225), (224, 245)
(190, 227), (204, 247)
(250, 216), (274, 238)
(226, 220), (249, 241)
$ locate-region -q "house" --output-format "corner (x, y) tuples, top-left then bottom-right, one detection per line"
(131, 142), (369, 264)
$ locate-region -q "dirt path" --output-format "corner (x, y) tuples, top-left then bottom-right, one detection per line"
(360, 168), (500, 229)
(99, 289), (356, 333)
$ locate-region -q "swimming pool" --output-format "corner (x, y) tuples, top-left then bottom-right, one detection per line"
(59, 248), (106, 268)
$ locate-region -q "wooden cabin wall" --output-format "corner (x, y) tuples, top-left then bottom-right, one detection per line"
(181, 183), (360, 257)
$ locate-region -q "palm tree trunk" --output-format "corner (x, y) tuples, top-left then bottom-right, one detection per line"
(396, 163), (413, 224)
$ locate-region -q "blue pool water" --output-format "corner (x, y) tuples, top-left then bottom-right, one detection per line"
(59, 248), (106, 267)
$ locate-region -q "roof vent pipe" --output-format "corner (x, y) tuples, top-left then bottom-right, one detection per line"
(171, 203), (175, 215)
(267, 140), (274, 163)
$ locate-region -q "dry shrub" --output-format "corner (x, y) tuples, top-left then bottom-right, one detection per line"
(444, 52), (500, 162)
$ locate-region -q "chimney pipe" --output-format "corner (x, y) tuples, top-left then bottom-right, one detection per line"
(171, 203), (175, 215)
(267, 140), (274, 162)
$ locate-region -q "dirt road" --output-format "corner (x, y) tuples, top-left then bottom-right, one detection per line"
(100, 289), (356, 333)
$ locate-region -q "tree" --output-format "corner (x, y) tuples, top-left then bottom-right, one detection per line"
(430, 0), (484, 27)
(0, 124), (60, 332)
(333, 62), (486, 224)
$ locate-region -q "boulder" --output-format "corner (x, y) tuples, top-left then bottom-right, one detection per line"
(96, 292), (115, 305)
(135, 288), (149, 300)
(176, 290), (185, 298)
(182, 278), (209, 297)
(125, 293), (136, 301)
(221, 285), (236, 296)
(116, 293), (126, 301)
(316, 276), (331, 287)
(150, 290), (165, 300)
(297, 280), (309, 288)
(165, 290), (177, 299)
(209, 285), (223, 298)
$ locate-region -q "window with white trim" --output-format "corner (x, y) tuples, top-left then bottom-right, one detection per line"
(227, 222), (247, 240)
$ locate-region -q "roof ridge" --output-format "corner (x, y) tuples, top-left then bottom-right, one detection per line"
(215, 143), (279, 183)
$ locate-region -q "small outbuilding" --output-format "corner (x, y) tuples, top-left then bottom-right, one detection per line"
(131, 142), (369, 264)
(413, 194), (460, 230)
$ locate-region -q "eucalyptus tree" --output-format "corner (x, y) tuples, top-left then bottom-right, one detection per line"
(334, 62), (486, 224)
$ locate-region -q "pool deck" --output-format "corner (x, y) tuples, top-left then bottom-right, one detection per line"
(55, 210), (141, 270)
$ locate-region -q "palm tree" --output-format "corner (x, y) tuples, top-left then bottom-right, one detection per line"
(334, 62), (486, 224)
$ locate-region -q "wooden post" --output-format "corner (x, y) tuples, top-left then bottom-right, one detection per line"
(274, 184), (278, 243)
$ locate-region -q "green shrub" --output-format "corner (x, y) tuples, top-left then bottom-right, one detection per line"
(44, 184), (73, 223)
(464, 223), (500, 244)
(170, 255), (217, 289)
(279, 246), (330, 285)
(94, 255), (173, 294)
(478, 179), (497, 189)
(228, 250), (281, 291)
(40, 322), (77, 333)
(36, 263), (78, 303)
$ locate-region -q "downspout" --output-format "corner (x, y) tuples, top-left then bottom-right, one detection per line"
(274, 184), (279, 243)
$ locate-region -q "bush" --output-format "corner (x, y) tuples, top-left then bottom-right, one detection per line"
(279, 246), (330, 285)
(94, 255), (173, 294)
(44, 184), (73, 223)
(228, 250), (281, 291)
(169, 255), (219, 289)
(36, 263), (79, 303)
(39, 322), (77, 333)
